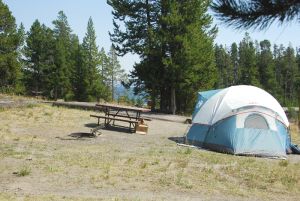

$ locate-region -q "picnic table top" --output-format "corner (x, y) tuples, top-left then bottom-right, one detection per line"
(95, 103), (151, 113)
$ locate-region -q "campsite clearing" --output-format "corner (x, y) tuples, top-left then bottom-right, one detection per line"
(0, 103), (300, 201)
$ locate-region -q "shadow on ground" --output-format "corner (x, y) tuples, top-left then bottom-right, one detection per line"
(168, 136), (185, 144)
(85, 123), (132, 134)
(55, 132), (96, 140)
(102, 125), (133, 134)
(84, 123), (98, 128)
(69, 132), (96, 138)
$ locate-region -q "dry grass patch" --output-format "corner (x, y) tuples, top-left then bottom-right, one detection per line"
(290, 124), (300, 144)
(0, 193), (143, 201)
(0, 103), (300, 200)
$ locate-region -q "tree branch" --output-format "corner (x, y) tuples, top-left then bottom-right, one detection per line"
(211, 0), (300, 29)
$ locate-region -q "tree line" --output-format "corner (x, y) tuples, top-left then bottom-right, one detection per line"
(109, 0), (300, 113)
(215, 33), (300, 107)
(212, 0), (300, 126)
(0, 1), (125, 102)
(1, 0), (300, 114)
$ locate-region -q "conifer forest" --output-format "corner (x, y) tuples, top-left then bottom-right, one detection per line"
(1, 0), (299, 114)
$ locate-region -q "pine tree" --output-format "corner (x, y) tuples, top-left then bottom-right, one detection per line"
(17, 23), (26, 67)
(230, 42), (239, 84)
(0, 0), (23, 92)
(15, 23), (26, 93)
(52, 11), (73, 99)
(109, 0), (216, 114)
(98, 47), (112, 100)
(81, 17), (107, 101)
(99, 47), (109, 79)
(70, 36), (88, 101)
(281, 45), (298, 106)
(238, 33), (259, 86)
(108, 0), (163, 110)
(273, 44), (285, 103)
(107, 45), (125, 101)
(24, 20), (52, 95)
(296, 48), (300, 107)
(215, 44), (232, 88)
(224, 46), (234, 86)
(182, 0), (217, 112)
(257, 40), (275, 93)
(212, 0), (300, 29)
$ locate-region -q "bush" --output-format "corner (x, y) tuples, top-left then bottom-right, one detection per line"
(16, 166), (31, 177)
(0, 86), (15, 94)
(64, 92), (74, 101)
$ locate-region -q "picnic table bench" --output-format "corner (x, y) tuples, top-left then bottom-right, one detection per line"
(90, 103), (150, 133)
(90, 114), (139, 132)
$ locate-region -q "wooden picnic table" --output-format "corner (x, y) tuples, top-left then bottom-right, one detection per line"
(90, 103), (150, 133)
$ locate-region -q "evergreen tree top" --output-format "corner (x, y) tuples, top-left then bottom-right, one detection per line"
(211, 0), (300, 29)
(82, 17), (98, 51)
(52, 10), (72, 37)
(0, 0), (17, 34)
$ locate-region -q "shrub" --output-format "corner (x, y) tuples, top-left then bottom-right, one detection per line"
(16, 166), (31, 177)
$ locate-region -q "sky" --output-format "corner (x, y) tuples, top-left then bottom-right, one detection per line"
(4, 0), (300, 72)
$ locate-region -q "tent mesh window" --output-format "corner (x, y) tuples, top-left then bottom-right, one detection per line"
(244, 114), (269, 129)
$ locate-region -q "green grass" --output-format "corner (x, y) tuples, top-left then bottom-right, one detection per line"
(279, 160), (289, 167)
(16, 166), (31, 177)
(0, 107), (6, 112)
(0, 193), (16, 201)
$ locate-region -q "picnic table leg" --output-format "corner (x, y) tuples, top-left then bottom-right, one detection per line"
(125, 110), (131, 119)
(106, 108), (110, 127)
(133, 122), (137, 133)
(129, 122), (136, 133)
(113, 109), (121, 125)
(135, 111), (141, 121)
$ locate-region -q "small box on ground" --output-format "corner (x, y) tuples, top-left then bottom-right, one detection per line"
(135, 120), (148, 135)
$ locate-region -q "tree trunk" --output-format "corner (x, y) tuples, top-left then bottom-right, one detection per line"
(35, 83), (38, 95)
(160, 88), (164, 112)
(159, 89), (163, 112)
(170, 87), (176, 115)
(151, 91), (156, 111)
(111, 77), (114, 101)
(54, 86), (58, 100)
(160, 87), (169, 113)
(298, 90), (300, 129)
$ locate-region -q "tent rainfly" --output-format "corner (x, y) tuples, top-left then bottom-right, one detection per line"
(186, 85), (291, 158)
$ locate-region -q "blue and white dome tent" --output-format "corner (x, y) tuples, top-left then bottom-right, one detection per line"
(186, 85), (291, 158)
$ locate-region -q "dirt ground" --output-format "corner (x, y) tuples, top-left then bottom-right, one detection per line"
(0, 101), (300, 201)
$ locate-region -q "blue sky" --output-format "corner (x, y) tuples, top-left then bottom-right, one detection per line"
(4, 0), (300, 72)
